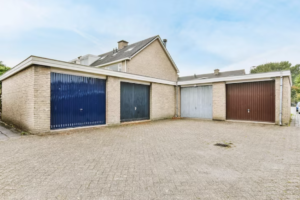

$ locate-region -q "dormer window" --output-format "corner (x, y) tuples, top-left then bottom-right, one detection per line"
(125, 47), (135, 52)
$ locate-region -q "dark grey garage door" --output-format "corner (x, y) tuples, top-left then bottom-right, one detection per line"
(181, 85), (213, 119)
(120, 82), (150, 122)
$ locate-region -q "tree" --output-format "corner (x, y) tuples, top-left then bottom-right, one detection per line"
(250, 61), (292, 74)
(250, 61), (300, 105)
(0, 61), (10, 76)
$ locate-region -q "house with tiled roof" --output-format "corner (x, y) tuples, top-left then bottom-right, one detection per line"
(0, 35), (291, 134)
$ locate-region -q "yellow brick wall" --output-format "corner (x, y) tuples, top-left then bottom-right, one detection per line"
(212, 82), (226, 120)
(150, 83), (175, 120)
(33, 66), (51, 133)
(106, 76), (121, 125)
(2, 66), (51, 134)
(275, 77), (291, 125)
(2, 67), (35, 131)
(126, 39), (178, 82)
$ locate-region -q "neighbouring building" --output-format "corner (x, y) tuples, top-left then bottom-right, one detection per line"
(0, 35), (291, 134)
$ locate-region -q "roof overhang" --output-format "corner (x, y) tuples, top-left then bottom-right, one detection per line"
(0, 56), (176, 85)
(178, 70), (292, 86)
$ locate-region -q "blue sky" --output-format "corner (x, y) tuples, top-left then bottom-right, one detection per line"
(1, 0), (300, 76)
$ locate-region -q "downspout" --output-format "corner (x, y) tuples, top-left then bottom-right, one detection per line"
(279, 73), (283, 126)
(175, 82), (178, 117)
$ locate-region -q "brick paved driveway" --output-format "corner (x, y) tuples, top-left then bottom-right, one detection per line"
(1, 119), (300, 200)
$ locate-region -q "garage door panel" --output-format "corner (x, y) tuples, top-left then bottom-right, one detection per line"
(181, 86), (212, 119)
(51, 73), (106, 129)
(120, 82), (150, 122)
(226, 81), (275, 122)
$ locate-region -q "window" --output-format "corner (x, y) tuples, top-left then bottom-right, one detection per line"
(125, 47), (135, 52)
(103, 63), (123, 72)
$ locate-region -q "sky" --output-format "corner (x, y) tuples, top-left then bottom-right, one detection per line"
(1, 0), (300, 76)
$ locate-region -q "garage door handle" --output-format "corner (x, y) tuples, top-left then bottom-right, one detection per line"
(248, 109), (250, 113)
(135, 107), (137, 110)
(80, 108), (83, 111)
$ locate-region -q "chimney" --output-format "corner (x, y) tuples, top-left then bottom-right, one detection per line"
(163, 39), (167, 47)
(76, 56), (81, 64)
(118, 40), (128, 49)
(214, 69), (220, 75)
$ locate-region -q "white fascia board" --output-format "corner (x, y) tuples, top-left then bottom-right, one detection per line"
(0, 56), (176, 85)
(93, 58), (130, 68)
(130, 36), (180, 73)
(178, 71), (291, 86)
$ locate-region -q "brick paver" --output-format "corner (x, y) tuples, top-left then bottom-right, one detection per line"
(0, 119), (300, 199)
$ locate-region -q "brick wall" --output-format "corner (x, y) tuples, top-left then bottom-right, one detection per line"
(106, 76), (121, 125)
(2, 67), (35, 131)
(2, 66), (51, 133)
(212, 82), (226, 121)
(151, 83), (175, 120)
(275, 77), (291, 125)
(33, 66), (51, 133)
(126, 40), (178, 82)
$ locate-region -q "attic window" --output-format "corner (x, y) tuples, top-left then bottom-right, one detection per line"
(100, 56), (106, 60)
(125, 47), (135, 52)
(112, 53), (118, 56)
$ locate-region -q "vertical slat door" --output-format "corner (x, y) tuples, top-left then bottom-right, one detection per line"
(51, 73), (106, 129)
(120, 82), (150, 122)
(226, 81), (275, 122)
(181, 86), (213, 119)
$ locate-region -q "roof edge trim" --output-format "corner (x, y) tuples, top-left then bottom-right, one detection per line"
(178, 70), (292, 86)
(0, 56), (176, 85)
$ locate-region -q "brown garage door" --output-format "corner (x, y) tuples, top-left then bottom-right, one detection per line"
(226, 81), (275, 122)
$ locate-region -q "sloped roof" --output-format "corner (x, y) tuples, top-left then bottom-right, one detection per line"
(178, 69), (246, 82)
(90, 36), (157, 67)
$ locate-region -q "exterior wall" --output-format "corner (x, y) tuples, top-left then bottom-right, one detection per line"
(2, 66), (51, 134)
(126, 39), (178, 82)
(2, 67), (35, 131)
(275, 77), (291, 125)
(106, 76), (121, 125)
(212, 82), (226, 120)
(151, 83), (175, 120)
(33, 66), (51, 133)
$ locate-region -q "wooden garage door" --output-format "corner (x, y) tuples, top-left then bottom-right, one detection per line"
(226, 81), (275, 122)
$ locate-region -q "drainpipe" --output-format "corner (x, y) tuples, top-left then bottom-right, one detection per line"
(175, 82), (178, 117)
(279, 74), (283, 126)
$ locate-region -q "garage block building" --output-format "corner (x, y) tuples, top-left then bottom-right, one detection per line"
(0, 35), (292, 134)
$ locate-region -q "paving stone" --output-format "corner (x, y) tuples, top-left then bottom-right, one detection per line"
(0, 119), (300, 199)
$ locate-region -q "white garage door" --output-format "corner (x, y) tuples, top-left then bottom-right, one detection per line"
(181, 85), (213, 119)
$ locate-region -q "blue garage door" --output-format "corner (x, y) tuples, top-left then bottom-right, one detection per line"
(121, 82), (150, 122)
(51, 73), (106, 129)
